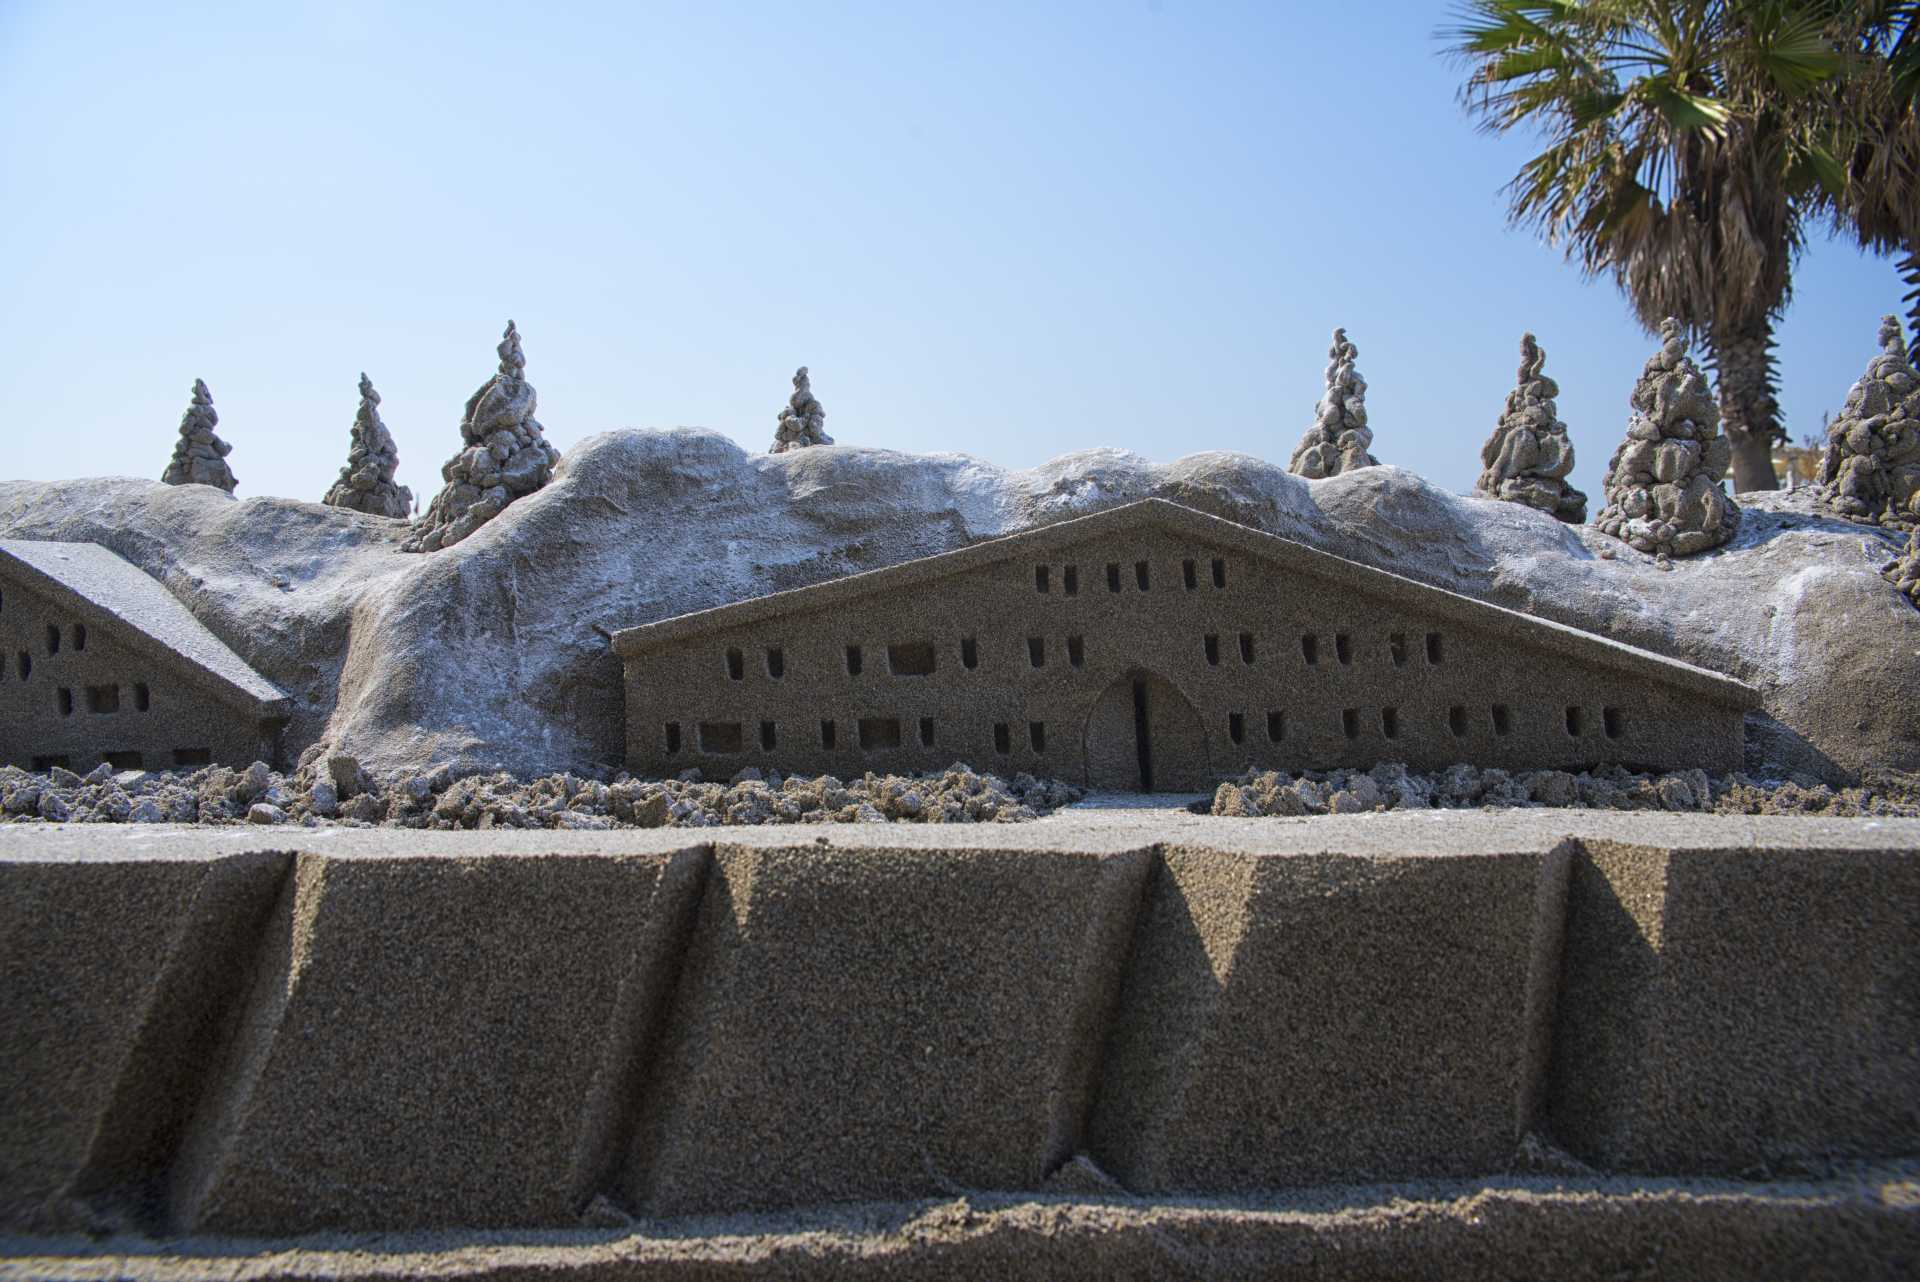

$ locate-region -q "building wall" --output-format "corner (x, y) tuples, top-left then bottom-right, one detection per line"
(0, 573), (278, 773)
(621, 524), (1746, 788)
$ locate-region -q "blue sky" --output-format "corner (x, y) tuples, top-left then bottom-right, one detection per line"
(0, 0), (1901, 507)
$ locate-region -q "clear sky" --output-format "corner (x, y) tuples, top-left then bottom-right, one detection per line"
(0, 0), (1903, 508)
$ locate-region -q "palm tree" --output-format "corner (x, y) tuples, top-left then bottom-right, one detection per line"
(1444, 1), (1848, 492)
(1817, 4), (1919, 360)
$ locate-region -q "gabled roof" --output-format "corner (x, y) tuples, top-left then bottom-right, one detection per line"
(609, 499), (1757, 709)
(0, 540), (289, 715)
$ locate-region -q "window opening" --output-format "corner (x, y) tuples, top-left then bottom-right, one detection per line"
(1035, 565), (1050, 593)
(766, 647), (785, 678)
(845, 645), (863, 676)
(888, 641), (937, 676)
(664, 722), (682, 753)
(1448, 705), (1468, 737)
(1301, 634), (1319, 665)
(993, 722), (1011, 754)
(32, 755), (71, 772)
(1183, 559), (1197, 590)
(759, 721), (777, 751)
(1211, 558), (1227, 588)
(961, 636), (978, 669)
(919, 717), (936, 747)
(1204, 634), (1220, 666)
(1134, 560), (1150, 590)
(1064, 565), (1079, 596)
(1426, 632), (1444, 664)
(1389, 632), (1408, 666)
(1604, 707), (1623, 740)
(1229, 712), (1246, 744)
(1382, 708), (1399, 739)
(725, 647), (744, 680)
(859, 717), (902, 750)
(46, 625), (59, 655)
(1067, 635), (1085, 668)
(1342, 708), (1359, 739)
(1266, 710), (1285, 742)
(58, 687), (73, 716)
(821, 719), (837, 749)
(172, 748), (212, 767)
(72, 624), (87, 652)
(1335, 633), (1353, 665)
(1028, 636), (1046, 667)
(1492, 705), (1512, 736)
(104, 751), (142, 771)
(135, 683), (150, 711)
(86, 684), (119, 714)
(1132, 680), (1154, 791)
(1029, 721), (1046, 752)
(15, 651), (27, 680)
(1106, 562), (1122, 592)
(1238, 632), (1255, 665)
(699, 722), (744, 753)
(1565, 706), (1585, 736)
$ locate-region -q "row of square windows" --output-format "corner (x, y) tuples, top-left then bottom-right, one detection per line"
(717, 629), (1447, 681)
(665, 716), (1052, 756)
(20, 682), (155, 715)
(1031, 556), (1229, 595)
(26, 748), (213, 772)
(1240, 703), (1625, 744)
(662, 702), (1625, 757)
(5, 622), (94, 680)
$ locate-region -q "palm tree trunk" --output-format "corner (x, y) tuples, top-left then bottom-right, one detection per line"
(1901, 245), (1920, 366)
(1705, 320), (1783, 494)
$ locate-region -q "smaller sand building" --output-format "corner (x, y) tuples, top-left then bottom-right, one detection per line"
(610, 500), (1758, 790)
(0, 541), (289, 773)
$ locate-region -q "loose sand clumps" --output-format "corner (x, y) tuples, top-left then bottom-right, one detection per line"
(1593, 318), (1739, 558)
(0, 759), (1082, 828)
(1208, 762), (1920, 818)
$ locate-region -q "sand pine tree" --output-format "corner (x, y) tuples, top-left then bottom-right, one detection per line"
(1287, 329), (1376, 478)
(160, 378), (237, 492)
(323, 373), (413, 519)
(769, 366), (833, 452)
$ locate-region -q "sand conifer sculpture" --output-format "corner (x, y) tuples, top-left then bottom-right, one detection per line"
(769, 366), (832, 452)
(1887, 526), (1920, 608)
(1815, 315), (1920, 530)
(1474, 333), (1586, 522)
(160, 379), (237, 492)
(1593, 318), (1739, 557)
(402, 321), (560, 553)
(322, 374), (413, 519)
(1287, 328), (1376, 479)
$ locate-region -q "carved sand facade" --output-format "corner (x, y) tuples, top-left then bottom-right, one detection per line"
(403, 321), (560, 552)
(322, 374), (412, 519)
(1593, 318), (1740, 557)
(612, 501), (1755, 790)
(1287, 328), (1376, 479)
(1474, 334), (1586, 522)
(1816, 315), (1920, 531)
(160, 379), (237, 493)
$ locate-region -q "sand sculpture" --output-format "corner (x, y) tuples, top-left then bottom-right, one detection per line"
(321, 374), (413, 519)
(160, 379), (237, 493)
(612, 500), (1755, 790)
(402, 321), (560, 553)
(769, 366), (832, 453)
(1474, 333), (1586, 522)
(0, 541), (289, 774)
(1815, 315), (1920, 530)
(1593, 318), (1740, 557)
(1287, 328), (1377, 479)
(1887, 526), (1920, 607)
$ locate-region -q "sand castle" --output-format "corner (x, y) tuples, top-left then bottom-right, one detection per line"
(1816, 315), (1920, 530)
(1286, 328), (1376, 479)
(1592, 319), (1739, 558)
(769, 366), (832, 452)
(1474, 334), (1586, 522)
(322, 374), (412, 519)
(159, 379), (236, 493)
(402, 321), (560, 552)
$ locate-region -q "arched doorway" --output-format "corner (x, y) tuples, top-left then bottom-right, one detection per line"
(1081, 670), (1212, 792)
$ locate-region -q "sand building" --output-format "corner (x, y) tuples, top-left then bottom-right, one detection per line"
(0, 541), (289, 773)
(611, 500), (1757, 791)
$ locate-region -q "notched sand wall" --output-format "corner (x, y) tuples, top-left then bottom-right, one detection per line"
(1, 827), (1916, 1240)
